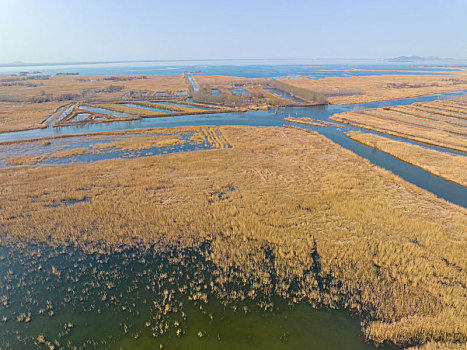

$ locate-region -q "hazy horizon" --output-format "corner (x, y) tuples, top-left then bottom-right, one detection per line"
(1, 0), (466, 64)
(1, 56), (467, 67)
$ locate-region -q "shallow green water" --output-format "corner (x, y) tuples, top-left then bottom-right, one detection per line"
(0, 243), (391, 349)
(116, 299), (374, 350)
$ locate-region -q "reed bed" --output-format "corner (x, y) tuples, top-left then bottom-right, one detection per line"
(348, 131), (467, 186)
(0, 101), (65, 133)
(407, 342), (467, 350)
(284, 117), (326, 127)
(359, 109), (466, 136)
(1, 73), (466, 133)
(131, 101), (204, 113)
(95, 102), (198, 116)
(436, 100), (467, 112)
(331, 99), (467, 152)
(247, 86), (300, 106)
(4, 154), (46, 166)
(0, 74), (189, 132)
(0, 74), (187, 102)
(285, 117), (343, 128)
(279, 73), (467, 104)
(0, 126), (466, 348)
(389, 106), (467, 127)
(201, 128), (230, 149)
(95, 103), (159, 117)
(408, 104), (467, 120)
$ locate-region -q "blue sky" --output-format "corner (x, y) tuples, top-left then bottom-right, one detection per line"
(0, 0), (465, 63)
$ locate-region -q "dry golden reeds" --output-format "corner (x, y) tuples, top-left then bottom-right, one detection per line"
(348, 131), (467, 186)
(331, 99), (467, 152)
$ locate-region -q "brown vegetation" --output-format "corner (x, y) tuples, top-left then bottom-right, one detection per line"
(285, 117), (343, 128)
(0, 126), (465, 348)
(0, 101), (64, 133)
(126, 101), (206, 113)
(265, 80), (328, 104)
(407, 342), (467, 350)
(3, 72), (466, 133)
(191, 76), (328, 106)
(330, 99), (467, 152)
(95, 103), (165, 117)
(0, 73), (187, 103)
(0, 74), (190, 132)
(348, 131), (467, 186)
(192, 75), (263, 87)
(4, 147), (89, 166)
(245, 85), (294, 105)
(279, 73), (467, 104)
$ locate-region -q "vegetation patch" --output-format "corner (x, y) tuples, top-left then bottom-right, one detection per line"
(331, 99), (467, 152)
(348, 131), (467, 186)
(264, 80), (328, 104)
(278, 73), (467, 104)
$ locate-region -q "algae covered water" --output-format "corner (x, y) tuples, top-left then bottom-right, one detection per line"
(0, 243), (385, 349)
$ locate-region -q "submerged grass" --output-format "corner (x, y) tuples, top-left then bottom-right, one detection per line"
(0, 126), (465, 348)
(0, 126), (227, 166)
(92, 135), (183, 151)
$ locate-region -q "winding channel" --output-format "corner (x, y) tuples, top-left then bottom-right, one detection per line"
(1, 90), (466, 207)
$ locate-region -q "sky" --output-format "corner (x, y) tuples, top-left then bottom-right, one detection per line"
(0, 0), (466, 63)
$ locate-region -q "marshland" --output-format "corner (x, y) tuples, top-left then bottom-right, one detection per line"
(0, 61), (466, 350)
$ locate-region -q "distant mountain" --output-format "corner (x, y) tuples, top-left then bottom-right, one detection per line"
(386, 56), (454, 62)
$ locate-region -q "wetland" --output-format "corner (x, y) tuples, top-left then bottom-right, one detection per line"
(1, 64), (466, 349)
